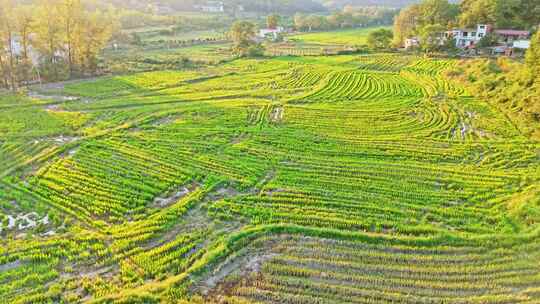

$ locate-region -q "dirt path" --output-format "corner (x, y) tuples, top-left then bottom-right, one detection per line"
(199, 250), (279, 296)
(0, 260), (21, 272)
(29, 77), (101, 92)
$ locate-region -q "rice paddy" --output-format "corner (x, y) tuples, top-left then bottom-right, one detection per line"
(1, 53), (539, 303)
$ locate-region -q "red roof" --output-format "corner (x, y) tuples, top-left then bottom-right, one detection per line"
(494, 29), (530, 36)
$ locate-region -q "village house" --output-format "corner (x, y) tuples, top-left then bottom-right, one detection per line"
(446, 24), (531, 54)
(403, 23), (531, 56)
(258, 26), (285, 40)
(6, 35), (40, 65)
(446, 24), (491, 48)
(493, 29), (530, 43)
(513, 40), (531, 49)
(195, 1), (224, 13)
(404, 37), (420, 49)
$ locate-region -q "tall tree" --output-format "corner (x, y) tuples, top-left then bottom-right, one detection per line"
(266, 14), (280, 29)
(13, 5), (35, 84)
(419, 24), (447, 53)
(0, 0), (17, 90)
(60, 0), (83, 76)
(526, 31), (540, 79)
(418, 0), (459, 28)
(230, 21), (257, 57)
(518, 0), (540, 29)
(294, 13), (306, 31)
(33, 0), (64, 80)
(459, 0), (497, 27)
(460, 0), (540, 29)
(305, 15), (324, 32)
(367, 28), (393, 50)
(393, 4), (421, 47)
(75, 9), (113, 73)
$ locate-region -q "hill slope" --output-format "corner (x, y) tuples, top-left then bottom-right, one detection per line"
(1, 54), (539, 303)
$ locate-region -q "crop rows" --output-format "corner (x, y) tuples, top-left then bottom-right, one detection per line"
(298, 70), (427, 102)
(1, 54), (539, 303)
(225, 235), (540, 304)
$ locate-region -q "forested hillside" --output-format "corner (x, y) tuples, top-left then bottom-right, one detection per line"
(318, 0), (429, 9)
(72, 0), (327, 14)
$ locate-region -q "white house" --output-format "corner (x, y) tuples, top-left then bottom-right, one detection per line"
(404, 37), (420, 49)
(258, 27), (284, 39)
(513, 40), (531, 50)
(447, 24), (491, 48)
(6, 35), (40, 65)
(196, 1), (224, 13)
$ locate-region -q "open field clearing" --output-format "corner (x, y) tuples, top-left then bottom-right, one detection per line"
(289, 27), (391, 46)
(1, 53), (539, 303)
(101, 43), (234, 73)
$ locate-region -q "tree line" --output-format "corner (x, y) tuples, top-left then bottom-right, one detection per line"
(294, 6), (398, 32)
(0, 0), (115, 91)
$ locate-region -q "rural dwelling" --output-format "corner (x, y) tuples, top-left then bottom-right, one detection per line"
(258, 26), (285, 39)
(513, 40), (531, 50)
(7, 35), (40, 65)
(404, 37), (420, 49)
(491, 45), (509, 55)
(195, 1), (224, 13)
(447, 24), (491, 48)
(493, 29), (530, 43)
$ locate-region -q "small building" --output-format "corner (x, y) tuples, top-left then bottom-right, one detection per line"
(513, 39), (531, 50)
(196, 1), (224, 13)
(6, 35), (40, 65)
(494, 29), (530, 43)
(404, 37), (420, 49)
(258, 27), (285, 40)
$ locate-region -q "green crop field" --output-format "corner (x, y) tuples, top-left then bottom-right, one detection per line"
(1, 53), (540, 303)
(289, 27), (391, 46)
(102, 43), (234, 73)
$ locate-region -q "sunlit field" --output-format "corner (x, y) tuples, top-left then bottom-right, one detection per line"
(289, 26), (391, 45)
(2, 53), (539, 303)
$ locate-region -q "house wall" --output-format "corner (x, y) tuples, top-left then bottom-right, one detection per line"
(513, 40), (531, 49)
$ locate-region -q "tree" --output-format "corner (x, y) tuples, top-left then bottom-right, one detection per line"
(460, 0), (497, 27)
(0, 0), (17, 90)
(230, 21), (258, 57)
(494, 0), (540, 28)
(367, 28), (393, 49)
(13, 5), (34, 84)
(460, 0), (540, 29)
(33, 0), (64, 80)
(419, 24), (447, 53)
(418, 0), (459, 28)
(517, 0), (540, 29)
(266, 14), (280, 29)
(327, 12), (345, 29)
(305, 15), (325, 32)
(526, 31), (540, 78)
(477, 33), (498, 48)
(59, 0), (83, 77)
(393, 4), (421, 47)
(294, 13), (306, 31)
(0, 0), (114, 87)
(75, 9), (114, 73)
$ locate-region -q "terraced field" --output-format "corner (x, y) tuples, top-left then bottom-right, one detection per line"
(1, 54), (539, 303)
